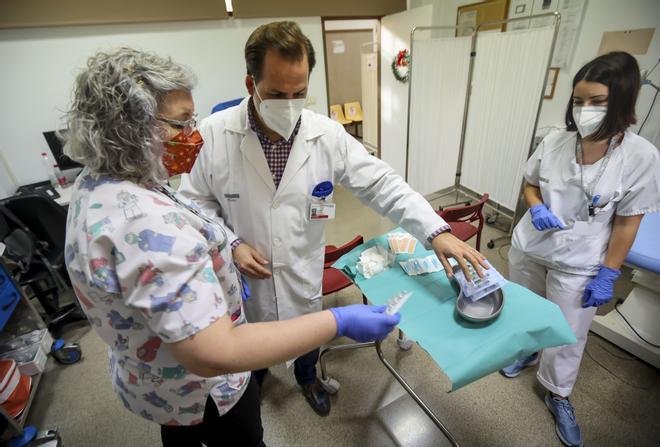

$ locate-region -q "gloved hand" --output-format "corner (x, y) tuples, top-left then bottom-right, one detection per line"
(329, 304), (400, 343)
(530, 204), (565, 231)
(582, 265), (621, 308)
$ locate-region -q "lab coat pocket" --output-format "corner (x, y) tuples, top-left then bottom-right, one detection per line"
(294, 254), (323, 300)
(593, 201), (616, 224)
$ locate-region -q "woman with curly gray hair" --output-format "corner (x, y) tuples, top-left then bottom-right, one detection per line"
(63, 47), (400, 447)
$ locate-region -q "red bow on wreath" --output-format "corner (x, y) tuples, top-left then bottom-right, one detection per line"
(396, 50), (409, 67)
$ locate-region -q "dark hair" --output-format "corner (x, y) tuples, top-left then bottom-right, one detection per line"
(565, 51), (641, 140)
(245, 21), (316, 82)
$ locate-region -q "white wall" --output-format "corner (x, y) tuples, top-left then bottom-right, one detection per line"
(0, 17), (328, 186)
(380, 5), (433, 177)
(537, 0), (660, 148)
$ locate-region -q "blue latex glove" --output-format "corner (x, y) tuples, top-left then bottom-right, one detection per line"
(582, 265), (621, 308)
(239, 276), (251, 302)
(530, 204), (565, 231)
(329, 304), (400, 342)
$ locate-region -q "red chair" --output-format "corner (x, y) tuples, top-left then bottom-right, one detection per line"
(322, 235), (364, 295)
(436, 193), (489, 251)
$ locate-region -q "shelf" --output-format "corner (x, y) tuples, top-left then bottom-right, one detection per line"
(17, 372), (42, 428)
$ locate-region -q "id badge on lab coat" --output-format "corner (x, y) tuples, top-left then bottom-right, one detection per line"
(309, 199), (335, 220)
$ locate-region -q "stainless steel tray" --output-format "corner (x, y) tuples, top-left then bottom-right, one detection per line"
(455, 288), (504, 323)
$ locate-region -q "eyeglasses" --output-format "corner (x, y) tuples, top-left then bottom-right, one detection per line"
(157, 113), (198, 136)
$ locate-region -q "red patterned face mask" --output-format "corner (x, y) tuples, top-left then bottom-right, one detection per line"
(162, 129), (203, 176)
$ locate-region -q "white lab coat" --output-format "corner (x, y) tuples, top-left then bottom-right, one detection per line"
(512, 130), (660, 276)
(179, 98), (446, 322)
(509, 130), (659, 395)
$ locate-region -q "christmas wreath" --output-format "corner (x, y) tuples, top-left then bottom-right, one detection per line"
(391, 49), (410, 83)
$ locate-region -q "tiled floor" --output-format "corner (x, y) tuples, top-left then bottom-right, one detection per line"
(24, 186), (660, 446)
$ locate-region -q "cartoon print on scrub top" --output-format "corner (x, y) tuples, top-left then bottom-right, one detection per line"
(111, 246), (126, 264)
(158, 365), (187, 380)
(162, 211), (190, 229)
(87, 216), (115, 241)
(107, 310), (144, 331)
(124, 229), (176, 255)
(149, 284), (198, 313)
(170, 381), (203, 397)
(64, 242), (78, 264)
(137, 337), (162, 363)
(178, 402), (205, 415)
(142, 391), (174, 413)
(137, 261), (166, 287)
(117, 190), (146, 222)
(185, 243), (207, 263)
(149, 195), (174, 207)
(89, 257), (121, 293)
(115, 333), (129, 351)
(210, 248), (226, 272)
(66, 175), (250, 426)
(197, 267), (220, 284)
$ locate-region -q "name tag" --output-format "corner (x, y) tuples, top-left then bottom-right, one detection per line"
(224, 193), (240, 201)
(309, 202), (336, 220)
(572, 221), (603, 236)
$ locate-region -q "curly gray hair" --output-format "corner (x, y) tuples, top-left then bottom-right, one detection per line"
(63, 47), (197, 184)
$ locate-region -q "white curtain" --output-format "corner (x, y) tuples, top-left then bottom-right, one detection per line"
(460, 27), (555, 209)
(361, 51), (379, 151)
(407, 36), (472, 196)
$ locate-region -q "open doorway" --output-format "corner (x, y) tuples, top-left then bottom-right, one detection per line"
(322, 19), (380, 157)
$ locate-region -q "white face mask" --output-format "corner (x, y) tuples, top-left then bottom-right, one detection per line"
(253, 80), (306, 140)
(572, 105), (607, 138)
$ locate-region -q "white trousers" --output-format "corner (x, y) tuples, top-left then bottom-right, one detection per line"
(508, 247), (597, 397)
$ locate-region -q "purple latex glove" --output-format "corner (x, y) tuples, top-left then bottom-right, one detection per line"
(530, 204), (565, 231)
(329, 304), (400, 342)
(582, 265), (621, 308)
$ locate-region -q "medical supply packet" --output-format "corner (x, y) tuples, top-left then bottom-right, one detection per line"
(452, 261), (507, 302)
(399, 256), (444, 276)
(387, 232), (417, 254)
(385, 291), (412, 315)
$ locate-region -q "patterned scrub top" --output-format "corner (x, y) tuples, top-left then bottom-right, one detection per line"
(64, 169), (250, 426)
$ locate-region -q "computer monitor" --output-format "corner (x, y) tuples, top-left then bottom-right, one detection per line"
(43, 130), (83, 171)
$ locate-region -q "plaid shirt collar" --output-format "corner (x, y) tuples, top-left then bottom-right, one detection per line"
(247, 96), (302, 146)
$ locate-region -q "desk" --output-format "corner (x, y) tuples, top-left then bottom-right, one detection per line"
(53, 185), (72, 207)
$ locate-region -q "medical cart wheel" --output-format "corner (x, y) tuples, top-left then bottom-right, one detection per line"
(487, 240), (495, 249)
(51, 339), (82, 364)
(319, 377), (340, 394)
(397, 337), (414, 351)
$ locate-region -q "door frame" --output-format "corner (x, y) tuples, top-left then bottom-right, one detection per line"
(321, 17), (382, 158)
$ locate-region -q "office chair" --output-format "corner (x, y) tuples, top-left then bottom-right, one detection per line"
(343, 101), (363, 138)
(436, 193), (490, 251)
(0, 194), (86, 334)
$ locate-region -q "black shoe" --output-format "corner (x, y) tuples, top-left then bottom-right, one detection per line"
(301, 379), (331, 417)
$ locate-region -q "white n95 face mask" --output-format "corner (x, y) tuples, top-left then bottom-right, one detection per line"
(573, 105), (607, 138)
(253, 81), (305, 140)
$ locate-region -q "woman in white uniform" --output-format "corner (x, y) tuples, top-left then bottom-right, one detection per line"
(500, 51), (660, 447)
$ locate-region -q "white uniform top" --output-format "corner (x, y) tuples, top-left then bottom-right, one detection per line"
(179, 97), (447, 323)
(512, 130), (660, 275)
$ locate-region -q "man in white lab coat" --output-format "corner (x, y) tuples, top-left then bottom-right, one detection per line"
(179, 21), (487, 416)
